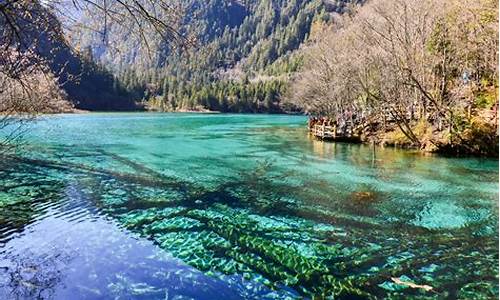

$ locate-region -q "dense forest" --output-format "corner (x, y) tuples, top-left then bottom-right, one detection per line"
(70, 0), (360, 112)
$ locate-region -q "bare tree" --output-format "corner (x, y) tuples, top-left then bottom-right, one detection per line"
(1, 0), (188, 51)
(0, 0), (188, 153)
(289, 0), (498, 151)
(0, 48), (69, 151)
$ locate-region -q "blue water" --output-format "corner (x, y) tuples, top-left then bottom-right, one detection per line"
(0, 113), (498, 299)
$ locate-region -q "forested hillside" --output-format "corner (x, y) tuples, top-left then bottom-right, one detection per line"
(70, 0), (359, 112)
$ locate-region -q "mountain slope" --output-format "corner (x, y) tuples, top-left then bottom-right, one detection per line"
(71, 0), (360, 112)
(0, 1), (138, 111)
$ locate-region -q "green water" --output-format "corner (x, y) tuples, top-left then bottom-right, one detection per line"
(0, 113), (498, 299)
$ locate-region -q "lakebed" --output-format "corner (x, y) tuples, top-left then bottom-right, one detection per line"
(0, 113), (498, 299)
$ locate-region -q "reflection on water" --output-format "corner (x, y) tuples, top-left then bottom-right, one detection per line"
(0, 217), (281, 299)
(0, 180), (288, 299)
(0, 113), (498, 299)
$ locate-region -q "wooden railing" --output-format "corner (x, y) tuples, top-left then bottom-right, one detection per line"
(311, 123), (356, 138)
(312, 125), (337, 139)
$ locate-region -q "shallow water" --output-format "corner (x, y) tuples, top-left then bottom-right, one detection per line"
(0, 113), (498, 299)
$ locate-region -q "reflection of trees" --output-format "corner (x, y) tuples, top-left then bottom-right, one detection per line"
(0, 251), (73, 299)
(310, 138), (336, 158)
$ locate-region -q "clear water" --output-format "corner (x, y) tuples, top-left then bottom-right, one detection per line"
(0, 113), (498, 299)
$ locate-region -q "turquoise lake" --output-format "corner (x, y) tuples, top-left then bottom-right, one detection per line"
(0, 113), (498, 299)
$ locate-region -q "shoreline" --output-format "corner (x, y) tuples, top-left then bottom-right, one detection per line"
(15, 110), (500, 158)
(308, 130), (499, 159)
(309, 136), (499, 159)
(50, 109), (295, 115)
(308, 119), (498, 158)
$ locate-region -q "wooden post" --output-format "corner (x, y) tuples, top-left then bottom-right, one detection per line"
(371, 140), (376, 167)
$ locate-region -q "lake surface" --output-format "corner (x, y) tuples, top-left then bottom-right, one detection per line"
(0, 113), (498, 299)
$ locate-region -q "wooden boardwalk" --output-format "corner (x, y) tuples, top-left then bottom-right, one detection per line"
(310, 124), (361, 143)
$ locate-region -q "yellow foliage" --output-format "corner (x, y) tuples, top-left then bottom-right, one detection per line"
(383, 119), (434, 147)
(475, 87), (498, 109)
(443, 115), (499, 156)
(383, 128), (410, 146)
